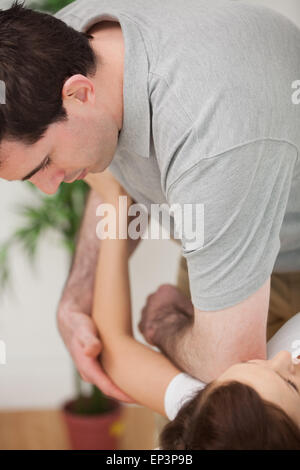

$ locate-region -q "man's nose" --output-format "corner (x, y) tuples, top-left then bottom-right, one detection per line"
(30, 171), (65, 195)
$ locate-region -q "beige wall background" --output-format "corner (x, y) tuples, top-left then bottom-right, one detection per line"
(0, 0), (299, 409)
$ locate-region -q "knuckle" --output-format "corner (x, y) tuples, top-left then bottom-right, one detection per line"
(141, 305), (147, 316)
(141, 308), (150, 320)
(157, 283), (174, 294)
(146, 292), (156, 302)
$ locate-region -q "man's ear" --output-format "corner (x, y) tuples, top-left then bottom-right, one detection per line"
(62, 74), (95, 104)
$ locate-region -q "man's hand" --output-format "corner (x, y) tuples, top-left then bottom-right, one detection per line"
(139, 278), (270, 383)
(57, 302), (134, 403)
(138, 284), (194, 347)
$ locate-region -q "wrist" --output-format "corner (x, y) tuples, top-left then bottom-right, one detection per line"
(102, 192), (133, 208)
(58, 288), (92, 317)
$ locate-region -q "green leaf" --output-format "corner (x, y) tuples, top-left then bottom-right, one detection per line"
(29, 0), (75, 14)
(0, 242), (11, 292)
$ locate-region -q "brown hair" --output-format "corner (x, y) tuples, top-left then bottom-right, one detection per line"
(159, 380), (300, 450)
(0, 0), (97, 149)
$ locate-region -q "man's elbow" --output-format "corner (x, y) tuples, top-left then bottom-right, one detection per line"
(199, 341), (267, 383)
(188, 339), (267, 383)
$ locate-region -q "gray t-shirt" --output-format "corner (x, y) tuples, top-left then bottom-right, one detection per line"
(55, 0), (300, 311)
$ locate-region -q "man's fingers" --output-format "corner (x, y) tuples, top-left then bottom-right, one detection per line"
(83, 339), (102, 357)
(77, 330), (102, 357)
(157, 284), (194, 317)
(74, 339), (134, 403)
(177, 293), (194, 317)
(138, 318), (144, 334)
(94, 374), (134, 403)
(61, 312), (134, 403)
(138, 319), (150, 340)
(138, 319), (155, 345)
(80, 372), (89, 382)
(87, 360), (134, 403)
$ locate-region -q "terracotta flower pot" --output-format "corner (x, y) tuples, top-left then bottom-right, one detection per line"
(61, 398), (124, 450)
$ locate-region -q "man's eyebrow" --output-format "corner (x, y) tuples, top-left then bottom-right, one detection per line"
(21, 155), (49, 181)
(243, 362), (300, 395)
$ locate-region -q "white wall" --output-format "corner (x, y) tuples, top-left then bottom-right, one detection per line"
(0, 0), (300, 409)
(0, 180), (75, 408)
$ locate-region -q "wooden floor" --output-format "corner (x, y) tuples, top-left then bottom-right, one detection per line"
(0, 406), (155, 450)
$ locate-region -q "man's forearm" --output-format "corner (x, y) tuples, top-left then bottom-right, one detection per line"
(154, 312), (212, 382)
(143, 281), (270, 384)
(59, 188), (102, 311)
(154, 312), (197, 374)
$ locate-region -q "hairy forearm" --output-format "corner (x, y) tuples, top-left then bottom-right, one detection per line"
(155, 309), (258, 384)
(154, 310), (221, 383)
(153, 279), (271, 383)
(154, 313), (205, 379)
(59, 188), (102, 311)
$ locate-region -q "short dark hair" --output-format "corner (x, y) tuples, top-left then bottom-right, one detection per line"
(159, 380), (300, 450)
(0, 0), (97, 154)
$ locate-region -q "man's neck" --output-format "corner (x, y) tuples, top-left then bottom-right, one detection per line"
(87, 21), (125, 132)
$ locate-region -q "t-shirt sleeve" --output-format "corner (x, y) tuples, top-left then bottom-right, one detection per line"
(164, 373), (206, 420)
(166, 139), (298, 311)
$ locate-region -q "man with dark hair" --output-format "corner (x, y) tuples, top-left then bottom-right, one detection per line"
(0, 0), (132, 401)
(1, 0), (300, 428)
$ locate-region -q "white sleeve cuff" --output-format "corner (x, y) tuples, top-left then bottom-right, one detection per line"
(164, 372), (206, 420)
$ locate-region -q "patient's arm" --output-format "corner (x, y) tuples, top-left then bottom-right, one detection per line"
(139, 279), (270, 383)
(88, 170), (180, 416)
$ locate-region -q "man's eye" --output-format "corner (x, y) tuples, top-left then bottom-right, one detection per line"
(41, 157), (52, 171)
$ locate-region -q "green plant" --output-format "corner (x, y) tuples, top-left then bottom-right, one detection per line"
(1, 180), (112, 414)
(28, 0), (74, 14)
(0, 0), (113, 415)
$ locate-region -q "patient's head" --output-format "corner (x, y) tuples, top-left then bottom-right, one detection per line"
(160, 351), (300, 450)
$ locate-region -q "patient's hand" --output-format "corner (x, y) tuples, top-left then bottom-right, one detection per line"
(84, 169), (131, 203)
(138, 284), (194, 347)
